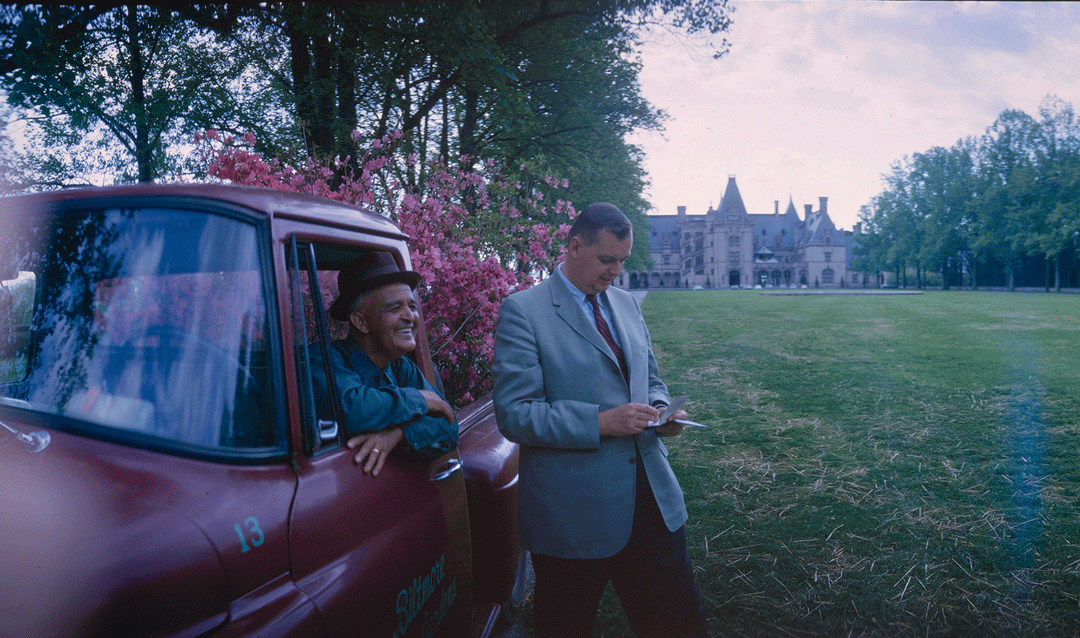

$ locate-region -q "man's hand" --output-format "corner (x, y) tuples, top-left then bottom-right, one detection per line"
(654, 408), (689, 437)
(599, 402), (660, 437)
(347, 428), (405, 476)
(420, 389), (455, 422)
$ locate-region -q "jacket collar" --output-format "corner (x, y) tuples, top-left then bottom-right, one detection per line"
(547, 270), (620, 368)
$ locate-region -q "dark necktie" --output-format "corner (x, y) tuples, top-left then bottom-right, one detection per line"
(586, 293), (628, 383)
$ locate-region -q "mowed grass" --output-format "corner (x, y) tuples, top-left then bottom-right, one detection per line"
(589, 290), (1080, 637)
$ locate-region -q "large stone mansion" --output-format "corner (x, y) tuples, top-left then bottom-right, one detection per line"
(616, 176), (859, 289)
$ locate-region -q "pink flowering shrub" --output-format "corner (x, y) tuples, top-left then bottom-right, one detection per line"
(194, 130), (573, 407)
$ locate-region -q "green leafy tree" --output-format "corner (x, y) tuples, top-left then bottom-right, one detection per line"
(972, 109), (1041, 290)
(877, 158), (922, 288)
(0, 5), (275, 185)
(858, 97), (1080, 290)
(1028, 96), (1080, 291)
(908, 142), (976, 289)
(202, 1), (731, 269)
(3, 2), (733, 269)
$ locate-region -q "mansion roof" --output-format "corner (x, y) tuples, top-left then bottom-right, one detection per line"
(645, 176), (845, 252)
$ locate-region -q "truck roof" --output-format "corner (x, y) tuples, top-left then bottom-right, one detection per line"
(3, 183), (407, 239)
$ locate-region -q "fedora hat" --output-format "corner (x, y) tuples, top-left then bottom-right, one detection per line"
(328, 252), (422, 321)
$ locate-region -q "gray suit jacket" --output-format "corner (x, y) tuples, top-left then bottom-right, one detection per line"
(492, 274), (688, 559)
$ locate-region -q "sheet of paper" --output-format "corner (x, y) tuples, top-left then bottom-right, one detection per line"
(647, 395), (688, 428)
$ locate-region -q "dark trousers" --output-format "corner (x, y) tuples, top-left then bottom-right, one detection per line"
(531, 456), (709, 638)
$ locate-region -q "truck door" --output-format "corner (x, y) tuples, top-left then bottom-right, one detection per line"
(284, 238), (473, 637)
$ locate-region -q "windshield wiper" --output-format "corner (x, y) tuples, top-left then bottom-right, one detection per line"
(0, 420), (50, 453)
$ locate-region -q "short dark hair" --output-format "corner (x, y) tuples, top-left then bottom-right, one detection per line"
(569, 202), (632, 245)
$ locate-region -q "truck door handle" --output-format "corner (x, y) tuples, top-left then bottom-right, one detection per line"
(318, 419), (339, 442)
(430, 458), (462, 482)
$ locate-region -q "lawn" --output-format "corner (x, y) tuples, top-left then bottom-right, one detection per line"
(585, 289), (1080, 637)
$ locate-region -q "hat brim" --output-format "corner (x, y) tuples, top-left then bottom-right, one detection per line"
(328, 270), (423, 321)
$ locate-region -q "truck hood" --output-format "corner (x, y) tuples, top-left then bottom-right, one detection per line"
(1, 417), (230, 638)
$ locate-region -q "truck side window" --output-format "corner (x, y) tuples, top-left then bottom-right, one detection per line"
(0, 272), (34, 384)
(287, 240), (361, 454)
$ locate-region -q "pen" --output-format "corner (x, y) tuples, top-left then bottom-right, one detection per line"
(670, 418), (708, 428)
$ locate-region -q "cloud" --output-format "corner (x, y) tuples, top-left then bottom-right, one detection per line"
(632, 1), (1080, 230)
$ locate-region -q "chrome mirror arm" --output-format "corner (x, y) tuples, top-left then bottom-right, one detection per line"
(1, 420), (50, 453)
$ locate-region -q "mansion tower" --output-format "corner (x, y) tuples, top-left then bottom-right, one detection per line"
(619, 176), (856, 289)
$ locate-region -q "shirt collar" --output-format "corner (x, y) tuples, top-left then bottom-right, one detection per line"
(556, 262), (590, 306)
(339, 337), (390, 379)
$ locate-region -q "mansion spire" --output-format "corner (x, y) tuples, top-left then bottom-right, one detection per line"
(717, 176), (748, 219)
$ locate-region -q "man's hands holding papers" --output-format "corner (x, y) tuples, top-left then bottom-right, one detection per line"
(648, 395), (708, 436)
(598, 396), (707, 437)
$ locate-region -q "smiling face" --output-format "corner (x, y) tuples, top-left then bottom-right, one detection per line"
(349, 282), (418, 368)
(563, 228), (633, 295)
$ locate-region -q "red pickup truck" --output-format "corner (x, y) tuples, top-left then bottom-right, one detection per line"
(0, 184), (524, 637)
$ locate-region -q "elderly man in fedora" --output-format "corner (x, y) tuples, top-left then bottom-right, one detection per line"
(309, 251), (458, 476)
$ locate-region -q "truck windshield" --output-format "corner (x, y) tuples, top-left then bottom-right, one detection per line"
(0, 204), (277, 455)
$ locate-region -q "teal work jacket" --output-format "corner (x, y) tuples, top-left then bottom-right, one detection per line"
(309, 338), (458, 456)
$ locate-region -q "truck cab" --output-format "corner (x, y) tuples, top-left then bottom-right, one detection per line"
(0, 184), (523, 637)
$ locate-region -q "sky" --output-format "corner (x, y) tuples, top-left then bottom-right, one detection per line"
(629, 0), (1080, 231)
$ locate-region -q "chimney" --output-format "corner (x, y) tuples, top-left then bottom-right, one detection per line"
(774, 200), (779, 215)
(819, 197), (828, 216)
(677, 205), (686, 220)
(805, 204), (813, 217)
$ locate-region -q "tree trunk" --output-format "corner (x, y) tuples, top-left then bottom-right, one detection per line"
(310, 31), (335, 155)
(336, 35), (358, 164)
(285, 5), (315, 157)
(459, 85), (479, 163)
(127, 5), (152, 182)
(440, 95), (450, 162)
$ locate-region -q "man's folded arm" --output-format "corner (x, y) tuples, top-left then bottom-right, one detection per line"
(309, 345), (430, 435)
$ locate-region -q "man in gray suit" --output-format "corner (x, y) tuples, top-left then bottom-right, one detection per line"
(493, 203), (708, 637)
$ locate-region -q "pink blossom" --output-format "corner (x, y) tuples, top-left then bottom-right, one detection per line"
(195, 129), (573, 407)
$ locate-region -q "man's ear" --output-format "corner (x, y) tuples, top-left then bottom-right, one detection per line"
(349, 310), (369, 335)
(566, 235), (582, 258)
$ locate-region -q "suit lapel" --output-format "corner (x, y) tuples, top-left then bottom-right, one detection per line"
(604, 290), (634, 362)
(547, 275), (620, 369)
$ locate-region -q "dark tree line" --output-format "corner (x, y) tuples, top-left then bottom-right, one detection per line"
(855, 96), (1080, 291)
(0, 2), (732, 269)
